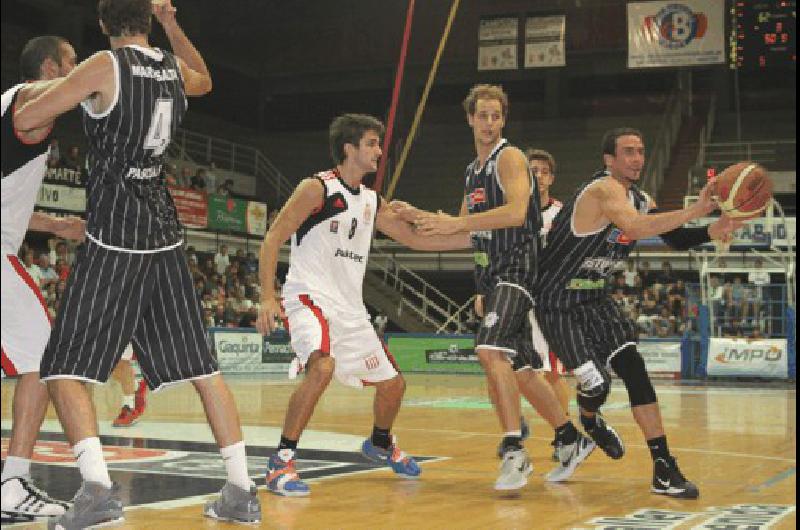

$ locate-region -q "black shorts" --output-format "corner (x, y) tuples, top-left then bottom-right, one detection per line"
(40, 240), (218, 390)
(536, 298), (637, 371)
(476, 282), (542, 371)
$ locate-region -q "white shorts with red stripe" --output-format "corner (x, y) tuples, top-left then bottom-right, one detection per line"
(1, 255), (51, 375)
(283, 294), (398, 388)
(530, 308), (566, 374)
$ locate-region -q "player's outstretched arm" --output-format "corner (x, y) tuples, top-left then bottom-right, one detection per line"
(414, 147), (530, 235)
(153, 0), (212, 96)
(376, 198), (470, 251)
(14, 52), (114, 132)
(597, 178), (718, 240)
(256, 178), (324, 335)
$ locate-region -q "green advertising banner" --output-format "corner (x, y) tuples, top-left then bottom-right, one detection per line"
(386, 334), (483, 374)
(207, 194), (247, 232)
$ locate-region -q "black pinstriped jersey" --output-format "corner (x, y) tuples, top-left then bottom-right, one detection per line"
(465, 139), (542, 295)
(536, 170), (651, 309)
(82, 45), (187, 251)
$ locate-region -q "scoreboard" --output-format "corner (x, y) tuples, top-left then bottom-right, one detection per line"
(730, 0), (796, 69)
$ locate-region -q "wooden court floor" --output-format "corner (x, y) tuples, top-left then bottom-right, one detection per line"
(2, 373), (796, 529)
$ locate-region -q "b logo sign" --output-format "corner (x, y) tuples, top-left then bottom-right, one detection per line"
(646, 4), (708, 49)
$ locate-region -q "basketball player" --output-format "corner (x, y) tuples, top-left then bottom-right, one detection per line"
(256, 113), (470, 497)
(15, 1), (261, 526)
(1, 35), (80, 523)
(409, 84), (545, 490)
(109, 345), (148, 427)
(535, 127), (741, 498)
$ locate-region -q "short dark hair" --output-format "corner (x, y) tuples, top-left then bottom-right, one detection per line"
(99, 0), (152, 38)
(329, 114), (385, 165)
(462, 84), (509, 118)
(601, 127), (644, 159)
(19, 36), (67, 81)
(525, 148), (556, 173)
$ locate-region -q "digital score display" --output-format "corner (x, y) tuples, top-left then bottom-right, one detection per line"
(730, 0), (796, 68)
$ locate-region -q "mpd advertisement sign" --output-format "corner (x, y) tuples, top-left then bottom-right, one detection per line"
(706, 338), (788, 378)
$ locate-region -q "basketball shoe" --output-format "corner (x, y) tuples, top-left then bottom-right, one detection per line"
(47, 481), (123, 530)
(585, 414), (625, 459)
(204, 482), (261, 523)
(495, 448), (532, 491)
(1, 476), (69, 522)
(112, 405), (140, 428)
(545, 433), (596, 482)
(266, 449), (310, 497)
(361, 436), (421, 478)
(651, 457), (699, 499)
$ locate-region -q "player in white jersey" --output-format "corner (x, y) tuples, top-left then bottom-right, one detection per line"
(1, 36), (82, 523)
(257, 113), (468, 496)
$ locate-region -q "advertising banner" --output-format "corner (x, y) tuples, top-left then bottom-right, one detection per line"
(35, 183), (86, 213)
(690, 216), (796, 248)
(246, 201), (268, 236)
(639, 341), (682, 378)
(208, 195), (247, 232)
(706, 337), (789, 378)
(524, 15), (566, 68)
(168, 186), (208, 229)
(627, 0), (725, 68)
(478, 17), (518, 71)
(386, 334), (483, 373)
(213, 329), (293, 374)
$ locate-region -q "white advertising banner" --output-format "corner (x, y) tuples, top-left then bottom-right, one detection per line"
(246, 201), (268, 236)
(35, 183), (86, 213)
(707, 338), (789, 378)
(524, 15), (565, 68)
(690, 216), (796, 247)
(214, 331), (264, 374)
(478, 17), (518, 71)
(639, 341), (682, 376)
(627, 0), (725, 68)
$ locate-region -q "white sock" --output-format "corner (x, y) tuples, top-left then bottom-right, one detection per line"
(220, 441), (253, 490)
(504, 431), (522, 438)
(1, 456), (30, 481)
(122, 395), (135, 409)
(73, 437), (112, 488)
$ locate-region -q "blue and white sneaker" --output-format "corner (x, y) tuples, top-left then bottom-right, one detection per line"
(361, 436), (421, 478)
(266, 449), (310, 497)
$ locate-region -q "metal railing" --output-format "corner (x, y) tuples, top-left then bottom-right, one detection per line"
(169, 128), (295, 205)
(687, 95), (717, 194)
(368, 249), (469, 334)
(642, 90), (685, 195)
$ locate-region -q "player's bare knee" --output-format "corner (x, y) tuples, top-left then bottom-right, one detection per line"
(610, 345), (657, 407)
(306, 351), (335, 380)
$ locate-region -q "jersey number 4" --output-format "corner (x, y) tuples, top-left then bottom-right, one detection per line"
(144, 98), (173, 156)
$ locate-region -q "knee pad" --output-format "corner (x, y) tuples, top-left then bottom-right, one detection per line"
(610, 344), (657, 407)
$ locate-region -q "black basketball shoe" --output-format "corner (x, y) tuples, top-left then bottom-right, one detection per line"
(651, 457), (699, 499)
(585, 414), (625, 460)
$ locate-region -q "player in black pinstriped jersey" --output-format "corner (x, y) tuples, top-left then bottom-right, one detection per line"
(396, 85), (543, 491)
(15, 1), (261, 527)
(534, 127), (741, 498)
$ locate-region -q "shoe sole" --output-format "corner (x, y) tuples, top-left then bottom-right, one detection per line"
(204, 506), (261, 524)
(651, 486), (699, 499)
(51, 516), (125, 530)
(545, 440), (597, 483)
(112, 417), (139, 428)
(266, 486), (310, 497)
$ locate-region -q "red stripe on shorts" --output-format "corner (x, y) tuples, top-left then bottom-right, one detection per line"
(1, 347), (19, 376)
(7, 255), (52, 324)
(298, 294), (330, 355)
(379, 338), (400, 372)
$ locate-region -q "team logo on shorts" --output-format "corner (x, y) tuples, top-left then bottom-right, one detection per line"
(330, 220), (339, 233)
(483, 311), (499, 328)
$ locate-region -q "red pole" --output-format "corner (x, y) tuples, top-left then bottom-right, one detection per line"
(373, 0), (415, 195)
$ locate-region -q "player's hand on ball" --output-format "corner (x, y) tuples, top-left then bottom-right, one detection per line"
(256, 297), (282, 335)
(708, 214), (743, 242)
(693, 178), (719, 217)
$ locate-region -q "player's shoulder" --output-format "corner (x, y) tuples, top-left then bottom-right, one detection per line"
(497, 144), (526, 164)
(315, 169), (338, 181)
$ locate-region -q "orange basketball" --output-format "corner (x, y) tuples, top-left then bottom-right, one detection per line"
(712, 161), (773, 219)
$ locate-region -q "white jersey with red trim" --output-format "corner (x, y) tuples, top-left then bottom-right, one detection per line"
(541, 198), (563, 236)
(282, 169), (377, 318)
(1, 84), (52, 255)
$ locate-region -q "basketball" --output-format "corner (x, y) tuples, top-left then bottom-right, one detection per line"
(713, 161), (773, 219)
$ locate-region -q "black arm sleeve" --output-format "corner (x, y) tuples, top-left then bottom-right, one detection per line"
(652, 208), (712, 250)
